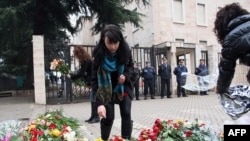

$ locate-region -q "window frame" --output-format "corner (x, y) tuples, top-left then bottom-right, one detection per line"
(172, 0), (185, 24)
(196, 0), (208, 26)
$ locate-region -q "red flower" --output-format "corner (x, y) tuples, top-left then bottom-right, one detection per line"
(112, 136), (124, 141)
(48, 123), (57, 129)
(31, 136), (38, 141)
(185, 130), (192, 138)
(58, 60), (63, 65)
(152, 125), (160, 135)
(30, 128), (44, 141)
(173, 123), (179, 130)
(167, 119), (173, 124)
(149, 131), (157, 141)
(154, 119), (161, 125)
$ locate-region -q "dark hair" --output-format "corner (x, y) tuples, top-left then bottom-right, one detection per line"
(213, 3), (249, 44)
(92, 24), (130, 66)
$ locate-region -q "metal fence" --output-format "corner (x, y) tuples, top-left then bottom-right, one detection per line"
(0, 42), (170, 102)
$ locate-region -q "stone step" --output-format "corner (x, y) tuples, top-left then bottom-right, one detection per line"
(0, 91), (13, 97)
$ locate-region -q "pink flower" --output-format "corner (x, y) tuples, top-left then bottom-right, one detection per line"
(40, 119), (46, 125)
(1, 133), (12, 141)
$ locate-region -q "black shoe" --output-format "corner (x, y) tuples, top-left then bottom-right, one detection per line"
(136, 98), (140, 100)
(167, 96), (172, 98)
(144, 96), (147, 100)
(85, 116), (94, 122)
(88, 117), (100, 124)
(161, 96), (164, 99)
(177, 95), (181, 98)
(182, 95), (188, 97)
(151, 96), (155, 99)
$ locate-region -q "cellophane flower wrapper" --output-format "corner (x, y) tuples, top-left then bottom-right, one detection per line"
(0, 120), (21, 140)
(218, 85), (250, 120)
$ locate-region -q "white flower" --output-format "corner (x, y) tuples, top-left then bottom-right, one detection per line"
(183, 121), (191, 128)
(45, 114), (51, 118)
(64, 131), (76, 141)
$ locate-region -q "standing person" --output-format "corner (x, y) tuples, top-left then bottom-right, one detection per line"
(174, 60), (188, 97)
(195, 59), (209, 96)
(141, 61), (156, 100)
(158, 57), (172, 99)
(91, 24), (134, 140)
(213, 3), (250, 95)
(67, 46), (100, 124)
(132, 61), (141, 100)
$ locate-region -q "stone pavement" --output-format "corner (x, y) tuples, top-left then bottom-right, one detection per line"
(0, 93), (234, 140)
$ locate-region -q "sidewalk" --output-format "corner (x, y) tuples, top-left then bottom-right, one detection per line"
(0, 93), (234, 140)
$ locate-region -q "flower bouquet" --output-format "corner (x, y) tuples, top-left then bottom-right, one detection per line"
(94, 119), (224, 141)
(50, 59), (70, 74)
(137, 118), (224, 141)
(4, 110), (86, 141)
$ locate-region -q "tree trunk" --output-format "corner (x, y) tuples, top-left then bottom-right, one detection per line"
(23, 46), (34, 89)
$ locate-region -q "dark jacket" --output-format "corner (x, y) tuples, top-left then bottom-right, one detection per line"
(70, 60), (92, 86)
(158, 64), (171, 79)
(217, 15), (250, 94)
(132, 67), (140, 82)
(195, 65), (208, 76)
(174, 65), (188, 85)
(141, 66), (155, 79)
(91, 50), (134, 106)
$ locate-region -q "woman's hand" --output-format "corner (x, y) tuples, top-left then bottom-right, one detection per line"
(98, 105), (106, 118)
(118, 74), (125, 84)
(66, 74), (71, 78)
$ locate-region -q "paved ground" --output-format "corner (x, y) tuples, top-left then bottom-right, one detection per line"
(0, 93), (234, 140)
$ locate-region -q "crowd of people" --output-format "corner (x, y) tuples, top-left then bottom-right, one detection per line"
(63, 2), (250, 139)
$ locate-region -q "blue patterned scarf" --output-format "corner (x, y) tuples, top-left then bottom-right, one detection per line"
(96, 54), (124, 103)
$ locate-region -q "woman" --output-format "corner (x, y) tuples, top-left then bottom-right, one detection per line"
(213, 3), (250, 94)
(91, 24), (134, 140)
(214, 3), (250, 119)
(67, 46), (100, 123)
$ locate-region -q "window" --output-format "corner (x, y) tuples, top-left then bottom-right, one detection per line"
(199, 40), (207, 47)
(175, 38), (185, 43)
(196, 0), (207, 26)
(172, 0), (184, 23)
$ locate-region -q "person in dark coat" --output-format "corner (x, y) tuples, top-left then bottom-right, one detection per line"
(213, 3), (250, 94)
(91, 24), (134, 140)
(195, 59), (209, 95)
(132, 62), (141, 100)
(174, 60), (188, 97)
(67, 46), (100, 124)
(141, 61), (156, 100)
(158, 57), (172, 98)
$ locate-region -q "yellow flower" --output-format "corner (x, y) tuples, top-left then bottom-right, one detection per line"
(28, 124), (36, 131)
(175, 119), (184, 125)
(94, 137), (104, 141)
(51, 128), (61, 137)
